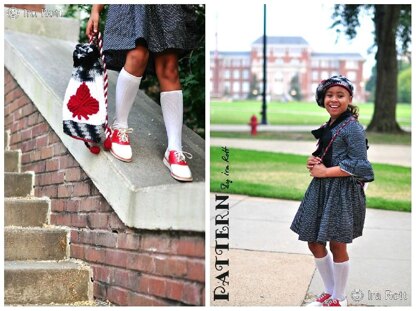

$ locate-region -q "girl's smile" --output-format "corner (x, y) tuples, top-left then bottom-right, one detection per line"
(324, 86), (352, 120)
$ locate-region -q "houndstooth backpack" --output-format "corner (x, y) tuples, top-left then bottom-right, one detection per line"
(62, 32), (111, 154)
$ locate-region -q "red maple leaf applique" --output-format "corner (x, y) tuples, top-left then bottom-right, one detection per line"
(67, 82), (99, 120)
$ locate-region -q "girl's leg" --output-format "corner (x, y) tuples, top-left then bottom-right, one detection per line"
(110, 45), (148, 162)
(155, 51), (182, 151)
(308, 242), (334, 296)
(329, 241), (350, 302)
(155, 51), (192, 181)
(113, 45), (149, 129)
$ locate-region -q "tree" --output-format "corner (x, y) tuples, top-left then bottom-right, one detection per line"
(289, 74), (302, 101)
(331, 5), (411, 133)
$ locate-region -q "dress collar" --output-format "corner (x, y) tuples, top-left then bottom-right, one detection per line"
(312, 110), (352, 139)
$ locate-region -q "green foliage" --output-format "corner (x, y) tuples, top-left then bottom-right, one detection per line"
(63, 4), (205, 138)
(398, 67), (411, 103)
(179, 5), (205, 138)
(331, 4), (411, 53)
(63, 5), (108, 43)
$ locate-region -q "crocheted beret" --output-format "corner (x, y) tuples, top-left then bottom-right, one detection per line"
(315, 75), (354, 107)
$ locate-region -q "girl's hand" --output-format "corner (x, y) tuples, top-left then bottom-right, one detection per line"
(86, 11), (100, 38)
(306, 156), (321, 170)
(86, 5), (105, 38)
(310, 163), (328, 178)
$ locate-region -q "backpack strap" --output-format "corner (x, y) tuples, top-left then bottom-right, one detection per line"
(320, 116), (356, 161)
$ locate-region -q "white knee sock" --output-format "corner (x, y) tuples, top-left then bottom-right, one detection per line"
(113, 67), (142, 129)
(332, 260), (350, 301)
(160, 90), (183, 151)
(314, 252), (334, 295)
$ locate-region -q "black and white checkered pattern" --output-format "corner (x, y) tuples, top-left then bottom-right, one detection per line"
(63, 120), (105, 143)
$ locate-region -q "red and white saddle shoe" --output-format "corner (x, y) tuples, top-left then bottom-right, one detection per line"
(109, 127), (133, 162)
(322, 298), (347, 307)
(307, 293), (332, 307)
(163, 149), (193, 182)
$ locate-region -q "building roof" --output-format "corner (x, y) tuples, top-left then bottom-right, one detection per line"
(210, 51), (251, 58)
(311, 52), (364, 60)
(252, 36), (309, 45)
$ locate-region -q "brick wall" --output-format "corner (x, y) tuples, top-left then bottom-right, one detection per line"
(4, 68), (205, 306)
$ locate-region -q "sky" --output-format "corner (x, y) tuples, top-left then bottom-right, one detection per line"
(208, 1), (377, 79)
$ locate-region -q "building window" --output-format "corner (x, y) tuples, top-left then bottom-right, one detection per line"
(243, 70), (250, 79)
(346, 60), (358, 69)
(224, 70), (230, 79)
(320, 60), (329, 68)
(291, 59), (300, 66)
(321, 71), (329, 79)
(242, 82), (250, 93)
(290, 48), (301, 56)
(312, 71), (319, 80)
(233, 70), (240, 79)
(233, 81), (240, 93)
(347, 71), (357, 81)
(331, 60), (340, 67)
(311, 59), (320, 67)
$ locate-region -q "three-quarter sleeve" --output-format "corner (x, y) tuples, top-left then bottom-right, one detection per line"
(338, 123), (374, 182)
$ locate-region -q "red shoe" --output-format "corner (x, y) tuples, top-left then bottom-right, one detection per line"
(163, 149), (193, 182)
(109, 128), (133, 162)
(323, 298), (347, 307)
(307, 292), (332, 307)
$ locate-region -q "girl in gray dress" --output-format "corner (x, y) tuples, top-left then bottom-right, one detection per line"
(290, 76), (374, 307)
(86, 4), (198, 181)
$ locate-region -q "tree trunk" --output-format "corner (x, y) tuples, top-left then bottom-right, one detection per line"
(367, 5), (403, 133)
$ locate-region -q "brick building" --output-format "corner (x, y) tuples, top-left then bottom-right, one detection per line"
(211, 36), (365, 102)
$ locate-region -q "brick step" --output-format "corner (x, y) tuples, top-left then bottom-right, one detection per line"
(4, 260), (92, 305)
(5, 227), (68, 261)
(5, 150), (21, 172)
(4, 197), (50, 227)
(4, 172), (34, 197)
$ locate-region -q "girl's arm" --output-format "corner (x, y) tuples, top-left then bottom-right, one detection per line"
(310, 164), (351, 178)
(86, 5), (105, 37)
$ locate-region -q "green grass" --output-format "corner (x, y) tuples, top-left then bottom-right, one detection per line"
(210, 147), (411, 212)
(210, 100), (411, 128)
(211, 131), (412, 145)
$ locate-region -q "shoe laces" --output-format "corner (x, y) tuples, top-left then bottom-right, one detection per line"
(323, 298), (339, 306)
(317, 292), (331, 301)
(116, 128), (133, 143)
(173, 150), (193, 163)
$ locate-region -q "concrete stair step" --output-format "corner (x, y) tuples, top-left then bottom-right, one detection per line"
(4, 197), (50, 227)
(4, 172), (34, 197)
(4, 260), (92, 305)
(5, 129), (10, 150)
(5, 227), (68, 261)
(5, 150), (21, 173)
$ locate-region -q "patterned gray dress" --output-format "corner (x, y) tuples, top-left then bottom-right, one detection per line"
(103, 4), (199, 71)
(290, 112), (374, 244)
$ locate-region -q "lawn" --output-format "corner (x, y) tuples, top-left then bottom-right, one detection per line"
(210, 100), (411, 128)
(210, 147), (411, 212)
(211, 131), (412, 145)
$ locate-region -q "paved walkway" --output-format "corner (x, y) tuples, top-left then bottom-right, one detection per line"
(210, 194), (411, 306)
(211, 138), (411, 167)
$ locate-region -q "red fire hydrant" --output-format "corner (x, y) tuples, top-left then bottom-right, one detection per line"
(249, 115), (258, 136)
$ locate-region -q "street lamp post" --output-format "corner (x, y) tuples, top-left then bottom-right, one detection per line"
(261, 4), (267, 125)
